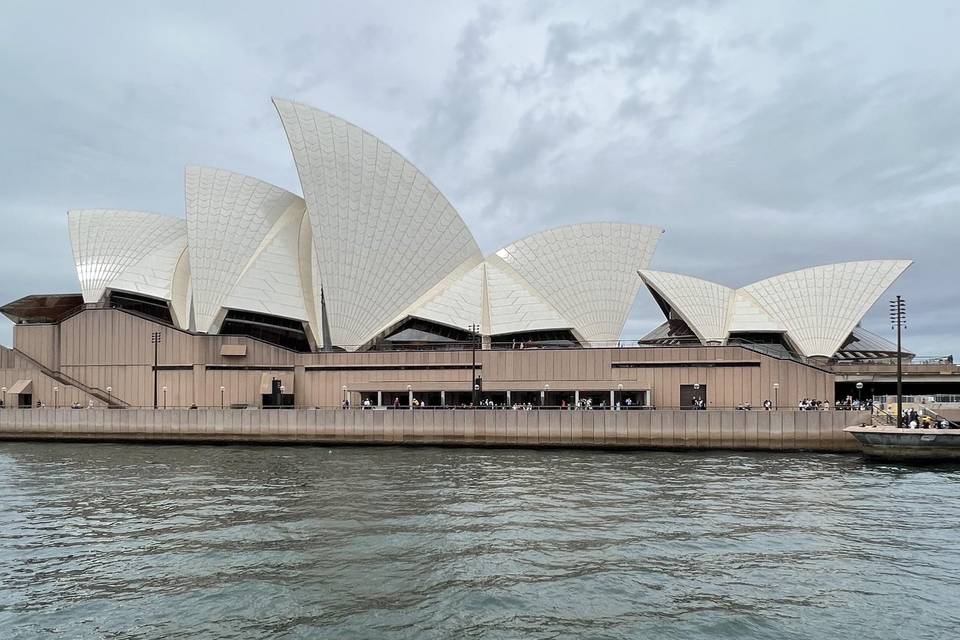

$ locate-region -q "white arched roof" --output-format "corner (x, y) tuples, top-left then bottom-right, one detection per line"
(68, 209), (187, 306)
(638, 270), (733, 344)
(742, 260), (912, 357)
(495, 223), (664, 342)
(402, 260), (485, 332)
(484, 260), (570, 336)
(273, 97), (483, 350)
(184, 166), (308, 334)
(642, 260), (912, 357)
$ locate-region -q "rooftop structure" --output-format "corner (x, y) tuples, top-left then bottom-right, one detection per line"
(639, 261), (913, 359)
(61, 98), (663, 352)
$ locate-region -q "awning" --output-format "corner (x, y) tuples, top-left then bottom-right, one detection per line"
(259, 372), (294, 395)
(7, 379), (32, 395)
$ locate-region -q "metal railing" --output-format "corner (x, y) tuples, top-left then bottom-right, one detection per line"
(0, 404), (874, 412)
(873, 394), (960, 405)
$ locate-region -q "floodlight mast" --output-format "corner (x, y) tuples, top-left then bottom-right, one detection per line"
(889, 296), (906, 425)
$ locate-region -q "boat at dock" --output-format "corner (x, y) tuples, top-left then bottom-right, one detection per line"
(844, 425), (960, 461)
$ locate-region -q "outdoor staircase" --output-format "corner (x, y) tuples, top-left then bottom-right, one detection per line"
(10, 347), (129, 408)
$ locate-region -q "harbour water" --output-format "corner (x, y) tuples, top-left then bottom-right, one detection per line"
(1, 443), (958, 639)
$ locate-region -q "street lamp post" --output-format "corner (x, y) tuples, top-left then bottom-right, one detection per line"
(342, 385), (348, 409)
(151, 331), (162, 409)
(890, 296), (906, 426)
(468, 323), (480, 406)
(407, 384), (413, 409)
(53, 386), (59, 409)
(162, 386), (167, 410)
(693, 383), (701, 409)
(106, 386), (112, 406)
(856, 381), (864, 406)
(543, 383), (550, 408)
(617, 383), (623, 409)
(773, 382), (780, 410)
(220, 385), (225, 410)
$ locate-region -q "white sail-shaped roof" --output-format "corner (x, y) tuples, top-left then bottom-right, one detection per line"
(185, 166), (308, 334)
(642, 260), (912, 357)
(742, 260), (912, 357)
(495, 223), (663, 342)
(638, 270), (733, 344)
(484, 259), (571, 336)
(223, 204), (310, 325)
(402, 260), (485, 331)
(273, 98), (483, 350)
(68, 209), (187, 305)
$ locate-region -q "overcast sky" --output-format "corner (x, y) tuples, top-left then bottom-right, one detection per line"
(1, 1), (957, 355)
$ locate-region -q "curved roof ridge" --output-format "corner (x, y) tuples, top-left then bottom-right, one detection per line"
(184, 166), (307, 333)
(68, 209), (187, 304)
(494, 222), (663, 342)
(638, 269), (734, 344)
(744, 258), (913, 288)
(741, 259), (913, 357)
(490, 221), (664, 257)
(271, 97), (478, 248)
(185, 164), (303, 198)
(273, 97), (483, 349)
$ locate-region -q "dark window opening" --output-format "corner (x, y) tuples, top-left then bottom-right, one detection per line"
(371, 318), (474, 351)
(638, 320), (701, 345)
(490, 329), (580, 349)
(727, 332), (798, 358)
(109, 291), (173, 325)
(219, 310), (311, 352)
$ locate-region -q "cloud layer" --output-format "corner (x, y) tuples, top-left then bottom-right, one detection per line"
(1, 1), (957, 356)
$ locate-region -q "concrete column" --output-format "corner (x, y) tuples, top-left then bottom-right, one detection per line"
(575, 390), (580, 405)
(408, 389), (413, 409)
(294, 365), (305, 409)
(192, 364), (204, 409)
(610, 390), (615, 408)
(440, 390), (446, 406)
(506, 390), (511, 405)
(377, 391), (382, 407)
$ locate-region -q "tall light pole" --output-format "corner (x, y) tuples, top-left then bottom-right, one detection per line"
(151, 331), (162, 409)
(342, 385), (348, 409)
(53, 386), (59, 409)
(617, 383), (623, 408)
(773, 382), (780, 410)
(890, 296), (906, 426)
(106, 386), (112, 407)
(856, 381), (863, 406)
(468, 323), (480, 406)
(543, 383), (550, 407)
(162, 386), (167, 409)
(220, 385), (225, 410)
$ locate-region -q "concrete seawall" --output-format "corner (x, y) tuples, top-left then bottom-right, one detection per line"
(0, 409), (866, 452)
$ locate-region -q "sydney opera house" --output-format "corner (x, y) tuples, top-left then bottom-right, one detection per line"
(1, 98), (956, 411)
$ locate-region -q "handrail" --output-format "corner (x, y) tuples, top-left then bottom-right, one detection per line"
(918, 405), (957, 427)
(10, 347), (129, 408)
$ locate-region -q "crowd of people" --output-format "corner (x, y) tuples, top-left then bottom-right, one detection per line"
(900, 407), (955, 429)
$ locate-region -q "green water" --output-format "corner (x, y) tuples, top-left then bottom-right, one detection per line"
(1, 443), (958, 639)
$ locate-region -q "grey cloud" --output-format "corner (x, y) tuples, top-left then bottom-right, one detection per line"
(0, 0), (956, 359)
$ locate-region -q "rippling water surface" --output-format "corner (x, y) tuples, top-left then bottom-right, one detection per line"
(1, 443), (959, 639)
